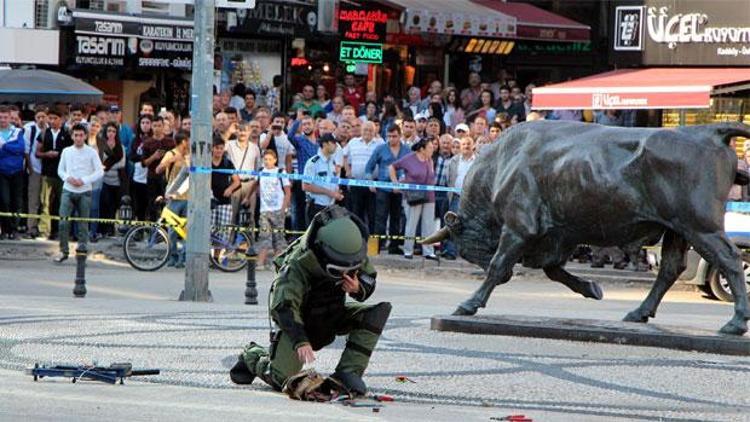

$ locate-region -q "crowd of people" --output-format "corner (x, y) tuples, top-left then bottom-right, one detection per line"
(0, 71), (640, 268)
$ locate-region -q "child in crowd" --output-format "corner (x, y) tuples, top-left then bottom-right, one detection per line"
(255, 149), (291, 269)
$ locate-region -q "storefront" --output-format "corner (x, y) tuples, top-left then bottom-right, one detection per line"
(222, 0), (337, 111)
(611, 0), (750, 127)
(380, 0), (591, 94)
(533, 0), (750, 135)
(62, 9), (194, 124)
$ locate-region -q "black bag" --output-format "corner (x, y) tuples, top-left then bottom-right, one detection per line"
(404, 189), (429, 206)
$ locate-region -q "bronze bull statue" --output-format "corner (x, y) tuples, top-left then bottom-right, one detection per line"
(422, 121), (750, 335)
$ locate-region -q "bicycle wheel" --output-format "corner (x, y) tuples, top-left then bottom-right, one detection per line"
(123, 226), (171, 271)
(210, 229), (250, 272)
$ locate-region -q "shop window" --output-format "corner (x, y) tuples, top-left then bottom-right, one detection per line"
(142, 1), (174, 16)
(663, 97), (750, 157)
(104, 0), (126, 13)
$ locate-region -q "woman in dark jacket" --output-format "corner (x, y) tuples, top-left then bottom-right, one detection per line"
(129, 114), (152, 221)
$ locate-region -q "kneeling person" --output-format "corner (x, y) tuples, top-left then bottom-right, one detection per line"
(230, 205), (391, 397)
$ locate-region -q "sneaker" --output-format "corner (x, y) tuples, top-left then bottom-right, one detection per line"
(425, 254), (439, 261)
(442, 254), (457, 261)
(53, 253), (68, 263)
(388, 247), (404, 255)
(24, 229), (40, 240)
(7, 232), (17, 240)
(403, 254), (413, 260)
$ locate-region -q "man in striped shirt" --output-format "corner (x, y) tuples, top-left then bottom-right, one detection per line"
(343, 121), (383, 233)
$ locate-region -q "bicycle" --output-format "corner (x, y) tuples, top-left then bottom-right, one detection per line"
(122, 200), (251, 272)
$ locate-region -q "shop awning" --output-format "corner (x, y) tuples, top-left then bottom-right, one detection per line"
(532, 68), (750, 110)
(384, 0), (517, 38)
(471, 1), (590, 42)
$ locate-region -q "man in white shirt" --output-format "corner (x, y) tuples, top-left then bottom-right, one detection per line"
(54, 123), (104, 263)
(259, 113), (295, 173)
(23, 106), (48, 238)
(342, 121), (383, 232)
(443, 136), (476, 260)
(227, 121), (262, 228)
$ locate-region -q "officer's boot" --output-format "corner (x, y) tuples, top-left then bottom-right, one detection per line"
(331, 302), (392, 396)
(230, 342), (268, 385)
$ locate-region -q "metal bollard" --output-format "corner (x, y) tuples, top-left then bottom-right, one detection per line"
(73, 247), (87, 298)
(244, 246), (258, 305)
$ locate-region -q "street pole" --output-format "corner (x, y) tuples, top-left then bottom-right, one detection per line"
(181, 0), (214, 302)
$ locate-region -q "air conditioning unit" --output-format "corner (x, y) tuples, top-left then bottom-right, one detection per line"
(216, 0), (255, 9)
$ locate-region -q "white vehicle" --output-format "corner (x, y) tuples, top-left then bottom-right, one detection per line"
(647, 212), (750, 302)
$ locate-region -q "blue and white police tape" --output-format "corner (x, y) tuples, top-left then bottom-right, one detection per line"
(190, 166), (462, 193)
(727, 202), (750, 213)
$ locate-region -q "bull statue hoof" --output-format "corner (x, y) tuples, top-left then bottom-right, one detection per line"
(580, 281), (604, 300)
(623, 310), (649, 323)
(719, 319), (748, 336)
(452, 305), (477, 316)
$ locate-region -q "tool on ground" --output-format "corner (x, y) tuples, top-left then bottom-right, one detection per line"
(371, 394), (395, 402)
(395, 375), (416, 383)
(27, 362), (160, 385)
(341, 400), (384, 408)
(490, 415), (532, 422)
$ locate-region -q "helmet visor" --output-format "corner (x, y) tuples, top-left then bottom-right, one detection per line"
(325, 263), (362, 280)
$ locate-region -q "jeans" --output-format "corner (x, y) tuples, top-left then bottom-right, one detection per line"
(100, 183), (120, 236)
(291, 181), (307, 232)
(404, 201), (436, 256)
(146, 177), (165, 222)
(27, 171), (42, 232)
(131, 181), (148, 221)
(167, 200), (187, 265)
(40, 176), (62, 237)
(89, 181), (102, 237)
(59, 190), (92, 255)
(0, 171), (23, 235)
(442, 195), (460, 257)
(350, 186), (375, 234)
(305, 201), (326, 227)
(374, 190), (402, 251)
(231, 181), (255, 229)
(434, 192), (449, 222)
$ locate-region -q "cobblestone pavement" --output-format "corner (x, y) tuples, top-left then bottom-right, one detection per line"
(0, 260), (749, 421)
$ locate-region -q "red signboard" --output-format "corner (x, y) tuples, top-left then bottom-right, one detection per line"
(338, 5), (387, 43)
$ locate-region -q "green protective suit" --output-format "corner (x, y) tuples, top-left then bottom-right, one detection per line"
(237, 224), (391, 392)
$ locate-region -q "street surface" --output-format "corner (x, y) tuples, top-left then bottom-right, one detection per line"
(0, 248), (749, 421)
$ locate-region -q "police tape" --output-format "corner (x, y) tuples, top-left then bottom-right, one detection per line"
(727, 202), (750, 213)
(0, 212), (428, 242)
(189, 166), (462, 193)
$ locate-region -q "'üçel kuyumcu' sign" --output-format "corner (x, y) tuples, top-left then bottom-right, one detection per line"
(613, 0), (750, 66)
(338, 4), (388, 43)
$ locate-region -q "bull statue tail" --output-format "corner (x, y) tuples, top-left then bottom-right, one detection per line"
(698, 123), (750, 147)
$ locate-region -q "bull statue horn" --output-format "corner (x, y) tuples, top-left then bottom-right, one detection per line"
(420, 226), (450, 245)
(444, 211), (459, 227)
(420, 211), (460, 244)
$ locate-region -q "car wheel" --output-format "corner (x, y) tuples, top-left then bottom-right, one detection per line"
(707, 260), (750, 302)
